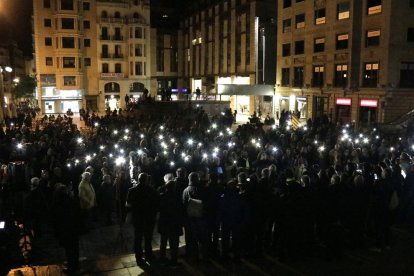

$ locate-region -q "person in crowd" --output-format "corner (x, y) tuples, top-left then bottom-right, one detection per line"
(158, 179), (183, 266)
(98, 174), (114, 225)
(126, 173), (159, 265)
(78, 171), (96, 231)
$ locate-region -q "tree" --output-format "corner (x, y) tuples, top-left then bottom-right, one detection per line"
(12, 75), (36, 99)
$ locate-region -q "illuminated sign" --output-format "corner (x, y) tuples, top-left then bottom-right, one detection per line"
(336, 98), (351, 105)
(360, 99), (378, 107)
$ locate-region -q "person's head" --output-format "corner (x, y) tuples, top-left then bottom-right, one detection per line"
(102, 174), (111, 184)
(330, 174), (340, 186)
(85, 166), (94, 175)
(30, 177), (40, 191)
(81, 171), (91, 182)
(237, 172), (248, 186)
(353, 174), (364, 187)
(138, 173), (148, 185)
(300, 175), (311, 188)
(41, 169), (49, 179)
(176, 167), (187, 178)
(261, 168), (270, 179)
(226, 180), (238, 191)
(164, 173), (174, 183)
(188, 172), (200, 186)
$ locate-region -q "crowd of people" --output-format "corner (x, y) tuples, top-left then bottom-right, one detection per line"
(0, 103), (413, 274)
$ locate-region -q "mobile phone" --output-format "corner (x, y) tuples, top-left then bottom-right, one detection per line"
(0, 221), (5, 229)
(374, 174), (378, 180)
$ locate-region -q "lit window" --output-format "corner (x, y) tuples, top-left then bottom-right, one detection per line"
(336, 33), (349, 50)
(63, 76), (76, 86)
(366, 30), (381, 47)
(296, 14), (305, 29)
(283, 19), (291, 33)
(363, 62), (379, 87)
(334, 64), (348, 87)
(367, 0), (382, 15)
(45, 57), (53, 66)
(314, 38), (325, 52)
(315, 8), (326, 25)
(337, 2), (350, 20)
(312, 66), (324, 87)
(63, 57), (76, 68)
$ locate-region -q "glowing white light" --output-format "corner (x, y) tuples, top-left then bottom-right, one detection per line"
(251, 139), (256, 144)
(184, 156), (189, 162)
(212, 152), (217, 158)
(345, 124), (350, 128)
(314, 140), (318, 145)
(228, 142), (233, 148)
(233, 160), (237, 164)
(376, 135), (380, 139)
(355, 139), (360, 144)
(161, 142), (167, 149)
(196, 104), (200, 107)
(213, 147), (219, 153)
(160, 126), (164, 130)
(123, 135), (128, 140)
(344, 134), (349, 139)
(94, 122), (99, 127)
(202, 153), (208, 158)
(181, 152), (186, 158)
(411, 145), (414, 151)
(390, 147), (395, 152)
(66, 163), (71, 168)
(272, 147), (277, 152)
(187, 138), (194, 145)
(159, 135), (164, 140)
(286, 126), (291, 131)
(256, 142), (261, 148)
(17, 143), (23, 149)
(170, 161), (175, 167)
(342, 129), (347, 134)
(100, 145), (105, 150)
(77, 138), (83, 144)
(115, 156), (126, 166)
(170, 138), (176, 143)
(75, 159), (79, 164)
(373, 128), (377, 131)
(93, 153), (97, 157)
(198, 142), (203, 147)
(125, 129), (129, 133)
(363, 138), (369, 144)
(137, 149), (143, 155)
(140, 134), (145, 139)
(359, 134), (363, 138)
(303, 126), (308, 131)
(114, 144), (119, 149)
(85, 155), (92, 162)
(109, 154), (113, 158)
(113, 130), (118, 135)
(207, 129), (211, 133)
(319, 146), (325, 152)
(212, 123), (217, 129)
(120, 149), (124, 154)
(219, 132), (224, 136)
(163, 150), (168, 155)
(399, 137), (402, 141)
(272, 125), (277, 130)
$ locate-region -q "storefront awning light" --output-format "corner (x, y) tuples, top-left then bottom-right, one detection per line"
(360, 99), (378, 107)
(336, 98), (351, 106)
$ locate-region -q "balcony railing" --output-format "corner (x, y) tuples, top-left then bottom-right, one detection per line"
(101, 73), (125, 79)
(100, 35), (110, 40)
(112, 35), (123, 41)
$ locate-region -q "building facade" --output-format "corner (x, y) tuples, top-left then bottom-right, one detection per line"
(33, 0), (152, 114)
(276, 0), (414, 125)
(177, 0), (276, 115)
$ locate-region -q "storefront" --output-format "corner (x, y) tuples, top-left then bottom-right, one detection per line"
(296, 97), (308, 118)
(359, 99), (378, 125)
(41, 87), (82, 114)
(313, 96), (329, 119)
(335, 97), (352, 123)
(105, 95), (120, 110)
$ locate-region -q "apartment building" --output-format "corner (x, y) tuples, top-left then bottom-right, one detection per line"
(33, 0), (151, 113)
(277, 0), (414, 125)
(177, 0), (276, 115)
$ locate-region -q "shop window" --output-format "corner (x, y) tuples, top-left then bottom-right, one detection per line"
(283, 0), (291, 8)
(115, 63), (122, 73)
(45, 37), (52, 46)
(84, 58), (91, 66)
(408, 28), (414, 42)
(282, 43), (291, 56)
(314, 37), (325, 53)
(45, 57), (53, 66)
(293, 66), (304, 87)
(367, 0), (381, 15)
(60, 0), (74, 10)
(334, 64), (348, 87)
(400, 62), (414, 88)
(83, 2), (90, 10)
(63, 76), (76, 86)
(84, 39), (90, 47)
(366, 30), (380, 47)
(295, 13), (305, 29)
(312, 66), (324, 87)
(61, 18), (74, 29)
(295, 40), (304, 55)
(102, 63), (109, 73)
(363, 62), (379, 87)
(337, 2), (350, 20)
(336, 33), (349, 50)
(281, 68), (290, 86)
(63, 57), (76, 68)
(315, 8), (326, 25)
(44, 19), (52, 27)
(283, 19), (291, 33)
(62, 37), (75, 48)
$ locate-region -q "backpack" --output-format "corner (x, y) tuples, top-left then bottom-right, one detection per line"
(186, 196), (203, 218)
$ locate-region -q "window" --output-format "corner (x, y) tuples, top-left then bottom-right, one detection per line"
(102, 45), (109, 58)
(45, 37), (52, 46)
(293, 67), (304, 87)
(336, 33), (349, 50)
(63, 57), (76, 68)
(283, 0), (292, 8)
(60, 0), (74, 10)
(135, 27), (143, 39)
(296, 13), (305, 29)
(295, 40), (305, 55)
(64, 76), (76, 86)
(45, 57), (53, 66)
(363, 62), (379, 87)
(315, 8), (326, 25)
(43, 0), (50, 8)
(84, 39), (90, 47)
(61, 18), (75, 29)
(367, 0), (382, 15)
(283, 19), (291, 33)
(281, 68), (290, 86)
(115, 63), (122, 73)
(135, 44), (144, 56)
(62, 37), (75, 48)
(314, 37), (325, 52)
(334, 64), (348, 87)
(135, 62), (143, 75)
(83, 2), (90, 10)
(84, 58), (91, 66)
(366, 30), (380, 47)
(44, 19), (52, 27)
(400, 62), (414, 88)
(83, 21), (90, 29)
(337, 2), (350, 20)
(282, 43), (291, 56)
(102, 63), (109, 73)
(313, 66), (324, 87)
(408, 28), (414, 42)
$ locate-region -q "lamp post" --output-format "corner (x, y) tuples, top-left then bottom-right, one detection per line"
(0, 66), (13, 124)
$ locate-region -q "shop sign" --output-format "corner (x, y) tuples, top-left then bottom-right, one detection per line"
(336, 98), (351, 106)
(360, 99), (378, 107)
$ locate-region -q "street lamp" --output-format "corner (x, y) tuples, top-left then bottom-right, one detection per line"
(0, 66), (13, 124)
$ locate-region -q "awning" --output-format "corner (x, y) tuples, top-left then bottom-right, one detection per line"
(217, 84), (275, 96)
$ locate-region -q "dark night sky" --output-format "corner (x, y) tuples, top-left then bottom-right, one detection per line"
(0, 0), (33, 56)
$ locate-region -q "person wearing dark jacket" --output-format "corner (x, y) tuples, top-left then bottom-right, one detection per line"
(126, 173), (160, 264)
(51, 183), (81, 274)
(219, 180), (249, 261)
(182, 172), (207, 260)
(158, 180), (183, 266)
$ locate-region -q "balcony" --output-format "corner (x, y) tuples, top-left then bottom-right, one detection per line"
(113, 54), (124, 59)
(100, 35), (110, 40)
(101, 53), (111, 59)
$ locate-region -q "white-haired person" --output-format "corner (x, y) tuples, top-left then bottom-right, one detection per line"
(78, 171), (96, 232)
